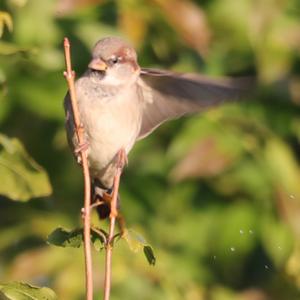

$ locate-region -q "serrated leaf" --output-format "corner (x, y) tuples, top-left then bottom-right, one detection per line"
(47, 227), (105, 251)
(0, 134), (52, 201)
(0, 12), (13, 38)
(122, 229), (156, 265)
(0, 282), (57, 300)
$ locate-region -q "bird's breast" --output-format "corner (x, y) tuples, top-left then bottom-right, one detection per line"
(77, 83), (142, 173)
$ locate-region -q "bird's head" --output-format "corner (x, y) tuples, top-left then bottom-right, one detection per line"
(88, 37), (140, 86)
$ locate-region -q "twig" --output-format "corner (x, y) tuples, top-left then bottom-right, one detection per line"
(63, 37), (93, 300)
(91, 226), (107, 245)
(103, 151), (124, 300)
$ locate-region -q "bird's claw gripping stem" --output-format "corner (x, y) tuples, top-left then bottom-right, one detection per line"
(75, 141), (89, 155)
(81, 192), (113, 219)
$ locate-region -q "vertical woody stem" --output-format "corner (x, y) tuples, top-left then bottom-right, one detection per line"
(103, 151), (124, 300)
(63, 37), (93, 300)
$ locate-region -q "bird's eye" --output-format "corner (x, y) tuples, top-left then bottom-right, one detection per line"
(109, 57), (119, 65)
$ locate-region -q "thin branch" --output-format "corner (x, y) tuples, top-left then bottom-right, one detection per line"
(63, 37), (93, 300)
(103, 151), (124, 300)
(91, 226), (107, 245)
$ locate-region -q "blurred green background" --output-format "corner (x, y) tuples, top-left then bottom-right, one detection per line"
(1, 0), (300, 299)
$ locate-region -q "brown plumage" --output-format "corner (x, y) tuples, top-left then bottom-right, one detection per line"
(64, 37), (253, 218)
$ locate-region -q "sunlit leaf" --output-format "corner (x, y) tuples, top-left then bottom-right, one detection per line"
(118, 1), (149, 46)
(0, 282), (57, 300)
(0, 134), (52, 201)
(154, 0), (211, 55)
(261, 217), (294, 268)
(122, 229), (146, 253)
(0, 290), (10, 300)
(7, 0), (28, 8)
(122, 229), (156, 265)
(213, 202), (257, 265)
(265, 138), (300, 197)
(0, 12), (13, 38)
(0, 41), (34, 55)
(250, 6), (300, 82)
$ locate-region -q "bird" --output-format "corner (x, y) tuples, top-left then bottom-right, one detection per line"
(64, 36), (252, 218)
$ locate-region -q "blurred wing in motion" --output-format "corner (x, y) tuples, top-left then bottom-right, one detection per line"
(137, 68), (254, 139)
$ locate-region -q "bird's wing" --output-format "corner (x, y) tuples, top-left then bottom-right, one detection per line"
(137, 68), (254, 139)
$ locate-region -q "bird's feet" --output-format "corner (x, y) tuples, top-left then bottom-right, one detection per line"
(75, 141), (90, 154)
(81, 191), (112, 219)
(81, 149), (127, 220)
(74, 140), (89, 164)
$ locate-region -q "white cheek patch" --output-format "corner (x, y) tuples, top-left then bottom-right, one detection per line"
(101, 73), (124, 85)
(101, 66), (139, 87)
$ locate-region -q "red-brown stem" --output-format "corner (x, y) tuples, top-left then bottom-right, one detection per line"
(63, 37), (93, 300)
(103, 166), (122, 300)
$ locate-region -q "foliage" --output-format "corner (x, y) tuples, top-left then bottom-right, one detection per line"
(122, 229), (156, 265)
(1, 0), (300, 299)
(47, 227), (105, 250)
(0, 134), (52, 201)
(0, 282), (57, 300)
(0, 11), (13, 37)
(47, 227), (156, 265)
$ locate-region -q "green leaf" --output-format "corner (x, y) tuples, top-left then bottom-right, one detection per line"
(265, 138), (300, 197)
(0, 134), (52, 201)
(122, 229), (146, 252)
(143, 245), (156, 266)
(47, 227), (105, 251)
(0, 291), (10, 300)
(0, 41), (35, 55)
(123, 229), (156, 266)
(0, 12), (13, 38)
(7, 0), (28, 8)
(0, 282), (57, 300)
(261, 217), (293, 268)
(47, 227), (82, 248)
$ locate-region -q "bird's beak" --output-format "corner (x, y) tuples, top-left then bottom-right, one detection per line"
(88, 58), (107, 71)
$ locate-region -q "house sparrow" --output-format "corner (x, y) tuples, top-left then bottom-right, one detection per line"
(64, 37), (252, 218)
